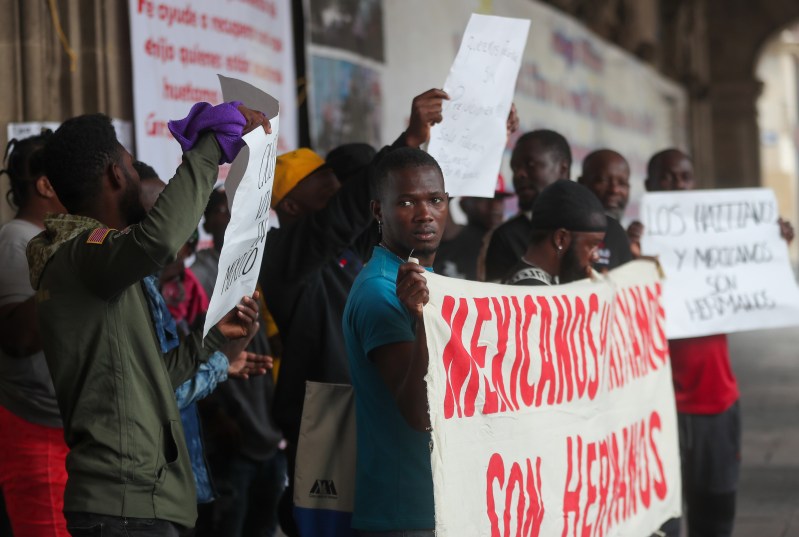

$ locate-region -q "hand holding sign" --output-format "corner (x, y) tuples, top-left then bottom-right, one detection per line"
(404, 89), (449, 148)
(215, 293), (259, 340)
(427, 14), (530, 197)
(396, 262), (430, 318)
(203, 75), (280, 336)
(238, 105), (272, 135)
(640, 188), (799, 338)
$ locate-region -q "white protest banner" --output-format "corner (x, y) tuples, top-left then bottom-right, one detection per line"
(129, 0), (296, 180)
(203, 76), (279, 336)
(639, 188), (799, 339)
(427, 14), (530, 197)
(424, 260), (681, 536)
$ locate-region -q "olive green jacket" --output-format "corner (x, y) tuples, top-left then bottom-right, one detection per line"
(27, 134), (227, 528)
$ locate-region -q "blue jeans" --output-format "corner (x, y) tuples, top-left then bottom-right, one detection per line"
(215, 450), (287, 537)
(65, 512), (180, 536)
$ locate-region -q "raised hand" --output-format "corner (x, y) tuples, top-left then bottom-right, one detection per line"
(237, 105), (272, 135)
(404, 88), (450, 148)
(506, 103), (520, 140)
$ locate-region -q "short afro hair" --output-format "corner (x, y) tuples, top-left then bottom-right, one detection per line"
(514, 129), (572, 168)
(372, 147), (443, 202)
(43, 113), (122, 214)
(2, 130), (52, 210)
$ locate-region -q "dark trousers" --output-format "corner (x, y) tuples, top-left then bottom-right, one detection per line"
(65, 512), (180, 537)
(655, 402), (741, 537)
(214, 450), (286, 537)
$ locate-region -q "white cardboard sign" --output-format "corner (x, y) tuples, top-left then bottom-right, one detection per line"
(640, 188), (799, 339)
(427, 13), (530, 197)
(424, 261), (681, 536)
(203, 77), (279, 336)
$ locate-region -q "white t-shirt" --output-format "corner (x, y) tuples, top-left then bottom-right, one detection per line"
(0, 219), (62, 427)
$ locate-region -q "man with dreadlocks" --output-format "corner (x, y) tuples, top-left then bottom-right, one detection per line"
(0, 131), (70, 536)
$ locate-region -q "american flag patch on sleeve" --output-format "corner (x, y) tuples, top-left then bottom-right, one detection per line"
(86, 227), (112, 245)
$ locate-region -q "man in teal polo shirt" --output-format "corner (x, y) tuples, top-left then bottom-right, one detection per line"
(343, 147), (448, 536)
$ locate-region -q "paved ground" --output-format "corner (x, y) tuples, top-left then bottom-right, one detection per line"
(729, 327), (799, 537)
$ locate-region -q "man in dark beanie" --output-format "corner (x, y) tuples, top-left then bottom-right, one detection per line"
(504, 180), (607, 286)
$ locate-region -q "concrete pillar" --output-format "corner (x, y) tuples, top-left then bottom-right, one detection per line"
(708, 78), (764, 188)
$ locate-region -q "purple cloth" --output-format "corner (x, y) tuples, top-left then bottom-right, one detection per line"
(168, 101), (246, 164)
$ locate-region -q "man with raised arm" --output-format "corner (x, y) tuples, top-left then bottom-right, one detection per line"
(27, 104), (268, 536)
(258, 89), (448, 535)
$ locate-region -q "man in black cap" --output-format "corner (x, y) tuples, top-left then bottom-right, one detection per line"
(504, 180), (607, 286)
(485, 130), (571, 282)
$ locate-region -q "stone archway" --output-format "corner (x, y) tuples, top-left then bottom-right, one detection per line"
(701, 0), (799, 189)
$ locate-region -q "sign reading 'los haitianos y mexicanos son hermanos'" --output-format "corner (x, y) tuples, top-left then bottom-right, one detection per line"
(424, 260), (681, 537)
(640, 188), (799, 340)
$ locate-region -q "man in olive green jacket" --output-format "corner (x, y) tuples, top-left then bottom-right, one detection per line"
(27, 107), (268, 535)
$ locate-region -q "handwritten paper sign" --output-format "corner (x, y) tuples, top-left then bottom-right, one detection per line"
(427, 13), (530, 197)
(640, 188), (799, 339)
(424, 260), (681, 536)
(203, 76), (279, 336)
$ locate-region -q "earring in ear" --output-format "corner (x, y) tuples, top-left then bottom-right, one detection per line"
(378, 220), (382, 235)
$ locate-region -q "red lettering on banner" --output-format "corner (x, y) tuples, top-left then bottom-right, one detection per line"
(586, 294), (604, 400)
(608, 283), (669, 392)
(509, 296), (533, 409)
(226, 54), (250, 74)
(518, 296), (537, 407)
(562, 436), (583, 537)
(162, 77), (220, 104)
(179, 45), (222, 68)
(144, 36), (175, 63)
(488, 297), (513, 414)
(553, 296), (573, 404)
(536, 295), (556, 406)
(486, 453), (545, 537)
(144, 112), (173, 139)
(235, 0), (277, 17)
(441, 296), (475, 419)
(649, 412), (668, 501)
(561, 411), (670, 537)
(138, 0), (155, 17)
(439, 290), (618, 418)
(253, 62), (284, 83)
(157, 2), (198, 28)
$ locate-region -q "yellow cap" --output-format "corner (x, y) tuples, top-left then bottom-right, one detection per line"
(272, 148), (326, 208)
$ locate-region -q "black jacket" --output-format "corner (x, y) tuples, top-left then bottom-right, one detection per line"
(259, 140), (396, 443)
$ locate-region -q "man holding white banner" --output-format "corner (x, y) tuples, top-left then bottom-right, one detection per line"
(633, 148), (795, 537)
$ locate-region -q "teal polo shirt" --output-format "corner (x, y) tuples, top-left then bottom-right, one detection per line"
(342, 246), (435, 531)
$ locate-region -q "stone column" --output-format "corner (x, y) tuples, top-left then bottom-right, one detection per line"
(708, 78), (763, 188)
